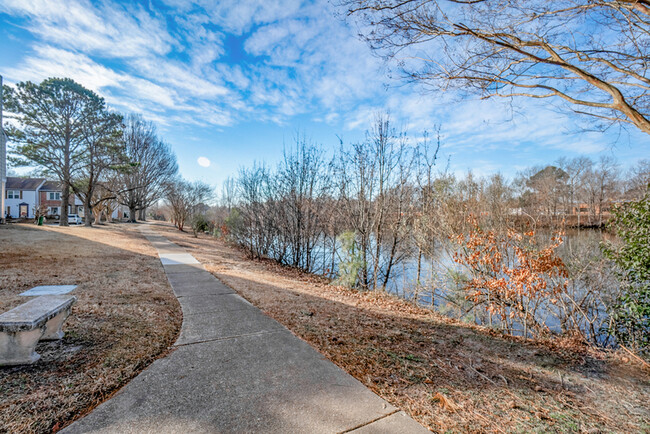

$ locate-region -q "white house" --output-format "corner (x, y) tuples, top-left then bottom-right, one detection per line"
(4, 176), (129, 221)
(4, 177), (46, 219)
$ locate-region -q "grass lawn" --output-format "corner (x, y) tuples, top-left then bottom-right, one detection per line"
(0, 222), (181, 433)
(154, 222), (650, 433)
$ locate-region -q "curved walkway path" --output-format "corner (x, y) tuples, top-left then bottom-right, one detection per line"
(64, 225), (428, 433)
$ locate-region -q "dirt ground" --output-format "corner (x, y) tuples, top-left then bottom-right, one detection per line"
(0, 222), (181, 433)
(154, 222), (649, 433)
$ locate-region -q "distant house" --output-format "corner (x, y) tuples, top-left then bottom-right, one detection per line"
(4, 177), (46, 218)
(4, 176), (129, 221)
(4, 177), (83, 219)
(38, 180), (84, 218)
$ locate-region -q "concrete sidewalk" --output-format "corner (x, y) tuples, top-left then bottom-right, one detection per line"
(64, 226), (428, 433)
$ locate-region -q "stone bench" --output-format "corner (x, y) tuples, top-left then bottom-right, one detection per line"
(0, 295), (77, 366)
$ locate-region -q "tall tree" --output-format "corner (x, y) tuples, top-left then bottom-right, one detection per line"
(582, 156), (619, 225)
(334, 114), (414, 289)
(4, 78), (106, 226)
(345, 0), (650, 134)
(276, 136), (331, 271)
(557, 156), (592, 225)
(117, 114), (178, 222)
(528, 166), (569, 223)
(71, 106), (124, 226)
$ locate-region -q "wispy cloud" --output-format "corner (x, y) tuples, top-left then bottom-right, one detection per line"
(1, 0), (641, 177)
(2, 0), (387, 128)
(1, 0), (173, 57)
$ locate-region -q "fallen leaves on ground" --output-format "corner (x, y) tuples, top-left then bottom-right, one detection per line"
(154, 222), (650, 433)
(0, 223), (181, 433)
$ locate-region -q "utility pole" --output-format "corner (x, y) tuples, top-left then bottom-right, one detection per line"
(0, 75), (6, 224)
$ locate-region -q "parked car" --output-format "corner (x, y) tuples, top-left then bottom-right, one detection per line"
(68, 214), (83, 225)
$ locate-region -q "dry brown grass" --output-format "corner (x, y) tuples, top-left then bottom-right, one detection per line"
(155, 222), (650, 433)
(0, 222), (181, 433)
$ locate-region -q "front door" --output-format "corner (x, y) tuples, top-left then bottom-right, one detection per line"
(19, 203), (29, 218)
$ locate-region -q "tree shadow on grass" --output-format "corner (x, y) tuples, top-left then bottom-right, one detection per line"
(213, 271), (649, 433)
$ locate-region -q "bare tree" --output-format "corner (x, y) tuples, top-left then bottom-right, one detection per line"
(117, 114), (177, 222)
(624, 158), (650, 199)
(166, 178), (213, 233)
(413, 131), (441, 287)
(594, 155), (620, 226)
(276, 136), (331, 271)
(345, 0), (650, 134)
(221, 176), (237, 213)
(557, 156), (592, 226)
(236, 163), (276, 258)
(334, 114), (415, 289)
(485, 173), (513, 228)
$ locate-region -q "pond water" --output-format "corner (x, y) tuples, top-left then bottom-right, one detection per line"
(252, 226), (616, 343)
(302, 228), (616, 343)
(418, 230), (613, 342)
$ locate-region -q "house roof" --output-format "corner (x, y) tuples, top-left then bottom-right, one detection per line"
(40, 181), (63, 191)
(6, 177), (46, 190)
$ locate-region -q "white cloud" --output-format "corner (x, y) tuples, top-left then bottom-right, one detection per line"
(4, 45), (122, 90)
(197, 156), (211, 167)
(3, 0), (624, 159)
(1, 0), (394, 129)
(173, 0), (304, 35)
(0, 0), (173, 58)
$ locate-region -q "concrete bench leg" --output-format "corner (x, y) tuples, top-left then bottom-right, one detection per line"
(42, 306), (72, 341)
(0, 326), (46, 366)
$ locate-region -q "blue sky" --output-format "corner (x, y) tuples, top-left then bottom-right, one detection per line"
(0, 0), (647, 190)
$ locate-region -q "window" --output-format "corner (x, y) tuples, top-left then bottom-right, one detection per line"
(7, 190), (19, 199)
(48, 192), (61, 200)
(49, 207), (59, 215)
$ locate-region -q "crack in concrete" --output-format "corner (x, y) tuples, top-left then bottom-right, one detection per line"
(173, 329), (286, 348)
(337, 409), (400, 433)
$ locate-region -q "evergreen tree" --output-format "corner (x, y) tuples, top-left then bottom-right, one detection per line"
(4, 78), (108, 226)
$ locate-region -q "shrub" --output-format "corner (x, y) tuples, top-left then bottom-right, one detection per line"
(191, 214), (211, 236)
(452, 217), (568, 339)
(332, 231), (364, 289)
(602, 191), (650, 358)
(224, 209), (243, 241)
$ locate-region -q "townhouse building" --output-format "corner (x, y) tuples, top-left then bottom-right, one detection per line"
(5, 177), (93, 219)
(4, 177), (46, 218)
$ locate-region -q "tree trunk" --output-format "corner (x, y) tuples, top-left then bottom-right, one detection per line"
(84, 195), (93, 227)
(60, 181), (70, 227)
(139, 208), (146, 221)
(128, 205), (137, 223)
